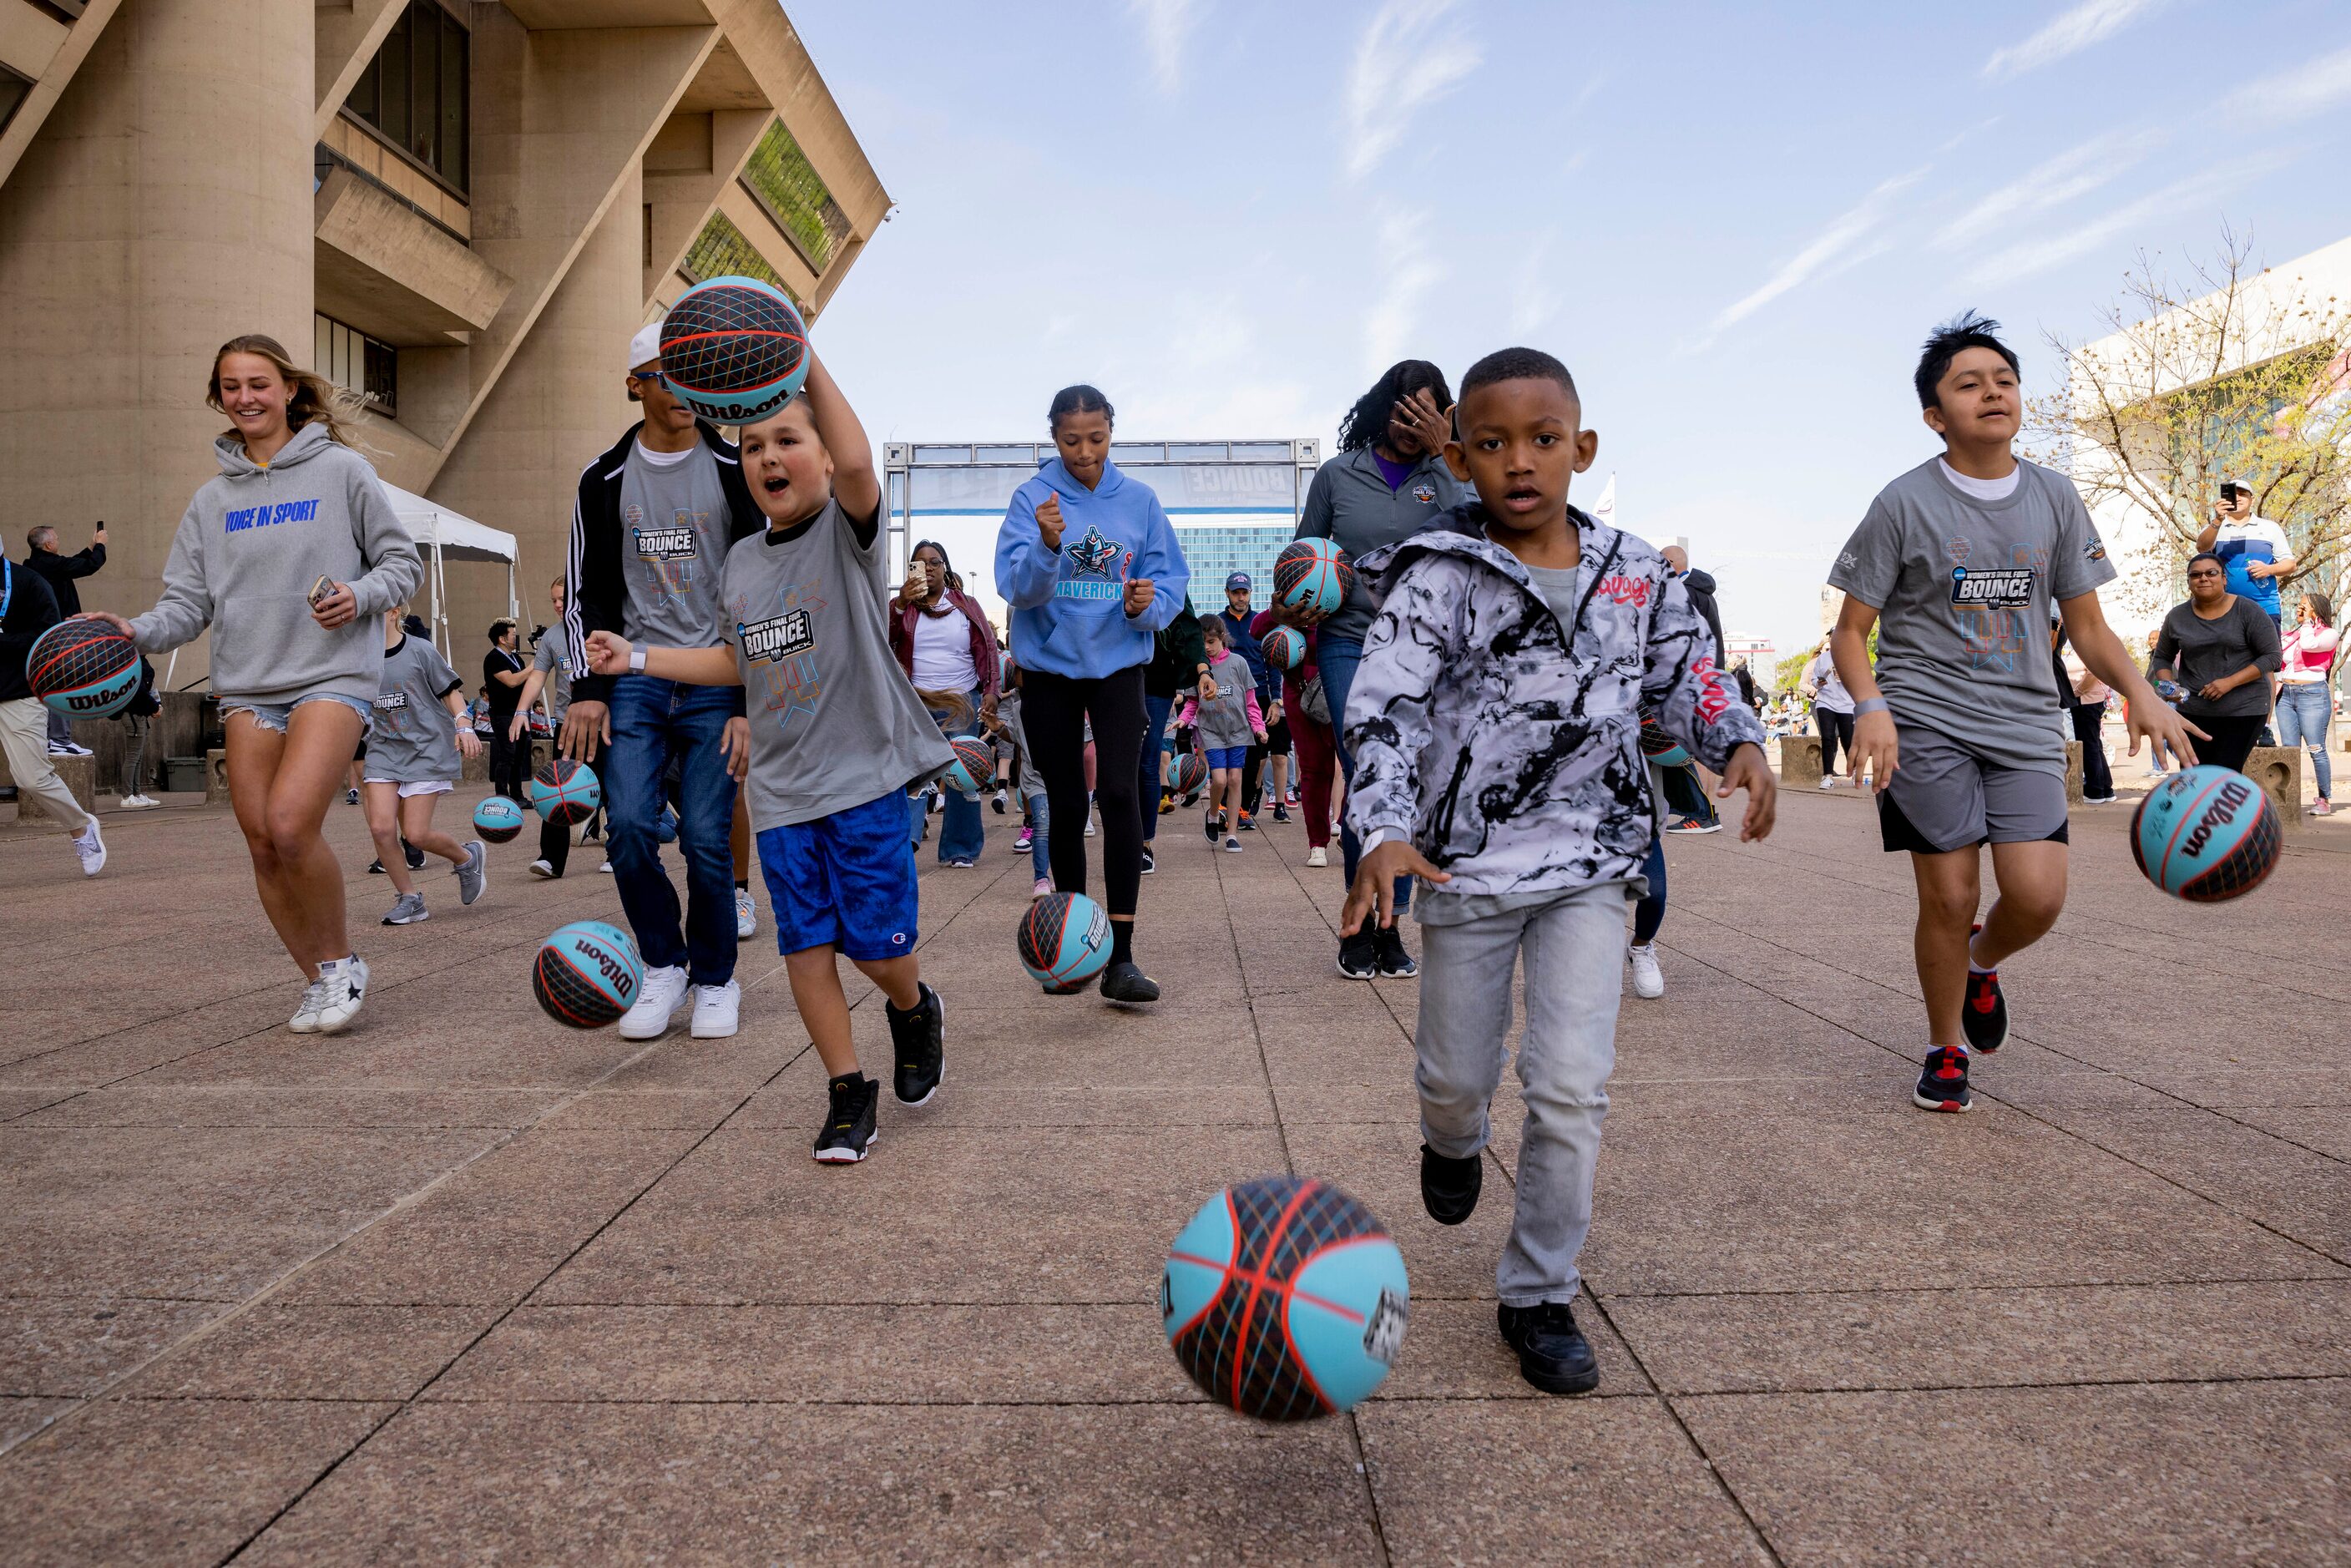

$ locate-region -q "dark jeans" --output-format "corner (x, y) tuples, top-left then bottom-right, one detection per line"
(604, 675), (741, 986)
(1139, 691), (1174, 843)
(1633, 837), (1666, 945)
(1661, 760), (1716, 826)
(1317, 635), (1410, 914)
(1019, 664), (1147, 918)
(2070, 704), (2112, 799)
(487, 725), (528, 802)
(1816, 708), (1854, 775)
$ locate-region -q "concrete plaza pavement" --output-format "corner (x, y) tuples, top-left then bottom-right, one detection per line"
(2, 780), (2347, 1564)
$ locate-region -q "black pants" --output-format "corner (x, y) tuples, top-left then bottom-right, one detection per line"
(1817, 709), (1854, 775)
(2070, 703), (2112, 799)
(539, 812), (571, 874)
(488, 726), (528, 802)
(1019, 663), (1147, 918)
(2190, 713), (2264, 776)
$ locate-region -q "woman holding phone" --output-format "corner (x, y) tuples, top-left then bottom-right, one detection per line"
(90, 334), (421, 1033)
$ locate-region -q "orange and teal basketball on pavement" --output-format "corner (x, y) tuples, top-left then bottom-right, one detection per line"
(528, 757), (599, 825)
(1018, 890), (1112, 994)
(1162, 1175), (1408, 1420)
(2131, 765), (2281, 902)
(533, 920), (642, 1029)
(473, 796), (525, 843)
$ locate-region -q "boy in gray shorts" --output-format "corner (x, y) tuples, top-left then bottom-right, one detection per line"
(1827, 313), (2204, 1111)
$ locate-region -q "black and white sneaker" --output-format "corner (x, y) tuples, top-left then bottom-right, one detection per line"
(1204, 810), (1224, 843)
(1373, 924), (1418, 978)
(1100, 960), (1160, 1004)
(813, 1074), (879, 1163)
(1497, 1301), (1600, 1395)
(887, 984), (944, 1106)
(402, 838), (425, 871)
(1913, 1045), (1973, 1112)
(1140, 847), (1155, 875)
(1961, 927), (2008, 1054)
(1420, 1144), (1480, 1225)
(1272, 803), (1291, 823)
(1337, 928), (1380, 980)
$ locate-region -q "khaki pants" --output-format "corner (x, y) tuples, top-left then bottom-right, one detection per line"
(1, 697), (93, 836)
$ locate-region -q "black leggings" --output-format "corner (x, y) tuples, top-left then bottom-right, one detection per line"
(1817, 709), (1854, 776)
(1019, 664), (1148, 918)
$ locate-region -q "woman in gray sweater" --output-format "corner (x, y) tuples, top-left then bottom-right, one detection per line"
(2151, 549), (2279, 775)
(94, 335), (421, 1034)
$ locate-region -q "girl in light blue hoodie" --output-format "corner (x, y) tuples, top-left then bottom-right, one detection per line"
(993, 385), (1189, 1004)
(94, 335), (421, 1036)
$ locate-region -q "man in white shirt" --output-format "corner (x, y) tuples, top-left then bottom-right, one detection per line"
(2197, 481), (2297, 629)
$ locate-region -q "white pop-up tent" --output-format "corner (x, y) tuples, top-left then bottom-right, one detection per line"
(380, 482), (518, 657)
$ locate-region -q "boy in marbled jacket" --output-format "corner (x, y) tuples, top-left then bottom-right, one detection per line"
(1341, 347), (1775, 1395)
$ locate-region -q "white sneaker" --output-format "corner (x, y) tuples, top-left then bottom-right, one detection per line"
(289, 975), (330, 1033)
(119, 793), (159, 810)
(1628, 942), (1664, 999)
(527, 858), (557, 879)
(311, 955), (370, 1033)
(1084, 817), (1096, 837)
(1305, 846), (1328, 868)
(690, 979), (741, 1039)
(1818, 776), (1838, 791)
(599, 859), (613, 874)
(619, 964), (690, 1039)
(735, 886), (756, 938)
(73, 819), (106, 877)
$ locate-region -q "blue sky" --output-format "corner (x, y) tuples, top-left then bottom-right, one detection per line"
(787, 0), (2351, 667)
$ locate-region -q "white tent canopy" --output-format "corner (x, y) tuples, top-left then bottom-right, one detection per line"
(380, 481), (518, 656)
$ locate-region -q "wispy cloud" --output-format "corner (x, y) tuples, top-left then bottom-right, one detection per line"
(2221, 42), (2351, 124)
(1983, 0), (2160, 82)
(1933, 129), (2152, 246)
(1344, 0), (1482, 181)
(1961, 155), (2283, 286)
(1706, 169), (1927, 337)
(1364, 211), (1443, 373)
(1130, 0), (1202, 95)
(1510, 228), (1563, 336)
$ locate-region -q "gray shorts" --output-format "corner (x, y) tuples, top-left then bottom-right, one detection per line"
(1878, 721), (2069, 855)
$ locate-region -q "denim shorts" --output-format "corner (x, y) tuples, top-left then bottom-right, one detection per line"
(221, 691), (375, 735)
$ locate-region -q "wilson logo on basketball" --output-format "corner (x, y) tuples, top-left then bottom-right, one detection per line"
(2179, 778), (2252, 859)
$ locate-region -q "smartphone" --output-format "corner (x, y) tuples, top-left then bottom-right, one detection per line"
(2218, 482), (2242, 505)
(308, 575), (336, 609)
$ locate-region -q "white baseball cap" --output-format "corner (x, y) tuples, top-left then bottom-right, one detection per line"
(628, 319), (665, 373)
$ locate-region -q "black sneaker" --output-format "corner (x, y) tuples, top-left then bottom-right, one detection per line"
(1913, 1045), (1973, 1112)
(1204, 810), (1224, 843)
(813, 1074), (879, 1163)
(1237, 811), (1257, 832)
(1100, 960), (1160, 1004)
(1497, 1301), (1600, 1394)
(886, 984), (944, 1106)
(1420, 1144), (1480, 1225)
(1272, 803), (1291, 823)
(1140, 847), (1155, 875)
(1962, 928), (2008, 1054)
(367, 857), (386, 875)
(402, 837), (425, 871)
(1373, 924), (1418, 978)
(1337, 928), (1380, 980)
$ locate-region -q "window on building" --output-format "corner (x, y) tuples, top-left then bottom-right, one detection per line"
(346, 0), (468, 195)
(0, 64), (30, 139)
(739, 119), (852, 272)
(679, 211), (796, 299)
(315, 314), (397, 417)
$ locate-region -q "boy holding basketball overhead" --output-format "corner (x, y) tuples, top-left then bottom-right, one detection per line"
(1342, 347), (1773, 1394)
(584, 352), (953, 1165)
(1828, 314), (2202, 1113)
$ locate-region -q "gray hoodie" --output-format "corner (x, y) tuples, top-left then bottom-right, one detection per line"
(132, 423), (422, 707)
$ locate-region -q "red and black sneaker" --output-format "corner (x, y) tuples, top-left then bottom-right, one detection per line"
(1913, 1045), (1973, 1113)
(1963, 923), (2008, 1054)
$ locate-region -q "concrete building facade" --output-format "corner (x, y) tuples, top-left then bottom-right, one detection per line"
(0, 0), (886, 685)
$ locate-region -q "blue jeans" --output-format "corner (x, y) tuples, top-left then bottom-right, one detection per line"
(1025, 792), (1053, 879)
(604, 675), (740, 986)
(1139, 692), (1173, 842)
(912, 695), (986, 863)
(2276, 685), (2333, 799)
(1317, 635), (1409, 914)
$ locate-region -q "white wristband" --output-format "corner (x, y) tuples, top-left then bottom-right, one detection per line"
(628, 648), (647, 675)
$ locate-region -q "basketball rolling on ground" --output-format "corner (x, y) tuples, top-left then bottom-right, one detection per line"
(1018, 890), (1113, 994)
(533, 919), (644, 1028)
(2130, 763), (2282, 902)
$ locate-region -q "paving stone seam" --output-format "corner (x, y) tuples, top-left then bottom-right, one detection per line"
(1597, 1274), (2351, 1299)
(1212, 842), (1397, 1568)
(207, 852), (1026, 1564)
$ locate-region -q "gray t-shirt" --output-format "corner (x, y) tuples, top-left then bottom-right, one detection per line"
(1828, 458), (2116, 775)
(532, 623), (574, 721)
(721, 498), (955, 831)
(619, 441), (733, 650)
(368, 635), (463, 782)
(2154, 597), (2280, 719)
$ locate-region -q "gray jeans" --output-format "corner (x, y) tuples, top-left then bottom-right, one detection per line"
(1416, 883), (1626, 1306)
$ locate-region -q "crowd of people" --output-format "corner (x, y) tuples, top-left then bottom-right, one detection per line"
(4, 304), (2340, 1400)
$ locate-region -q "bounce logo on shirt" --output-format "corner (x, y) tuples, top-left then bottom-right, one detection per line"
(738, 609), (814, 664)
(632, 526), (699, 561)
(1949, 565), (2035, 607)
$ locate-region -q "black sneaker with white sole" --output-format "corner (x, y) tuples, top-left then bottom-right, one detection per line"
(1962, 923), (2008, 1054)
(1497, 1301), (1600, 1394)
(813, 1074), (879, 1163)
(1140, 847), (1155, 875)
(887, 984), (944, 1106)
(1337, 928), (1380, 980)
(1373, 924), (1418, 978)
(1420, 1144), (1480, 1225)
(1100, 960), (1160, 1004)
(1913, 1045), (1973, 1112)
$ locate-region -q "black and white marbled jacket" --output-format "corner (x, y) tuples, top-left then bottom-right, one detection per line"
(1342, 505), (1765, 898)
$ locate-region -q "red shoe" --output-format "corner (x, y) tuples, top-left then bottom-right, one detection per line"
(1964, 923), (2007, 1054)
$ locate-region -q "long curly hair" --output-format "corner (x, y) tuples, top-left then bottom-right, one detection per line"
(1337, 359), (1453, 453)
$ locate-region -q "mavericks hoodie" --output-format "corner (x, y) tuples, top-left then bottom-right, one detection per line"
(995, 458), (1189, 680)
(131, 423), (422, 708)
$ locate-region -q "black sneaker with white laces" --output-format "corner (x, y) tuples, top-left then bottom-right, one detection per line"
(1497, 1301), (1600, 1394)
(1337, 928), (1379, 980)
(1913, 1045), (1973, 1112)
(1140, 847), (1155, 875)
(1373, 924), (1418, 978)
(813, 1074), (879, 1163)
(1420, 1144), (1480, 1225)
(887, 983), (944, 1106)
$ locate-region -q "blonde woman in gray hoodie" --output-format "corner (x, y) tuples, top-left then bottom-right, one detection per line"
(91, 335), (421, 1034)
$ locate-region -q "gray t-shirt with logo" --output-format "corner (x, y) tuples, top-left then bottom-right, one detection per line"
(1828, 458), (2116, 775)
(721, 498), (955, 831)
(619, 442), (733, 650)
(368, 635), (464, 782)
(532, 622), (574, 721)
